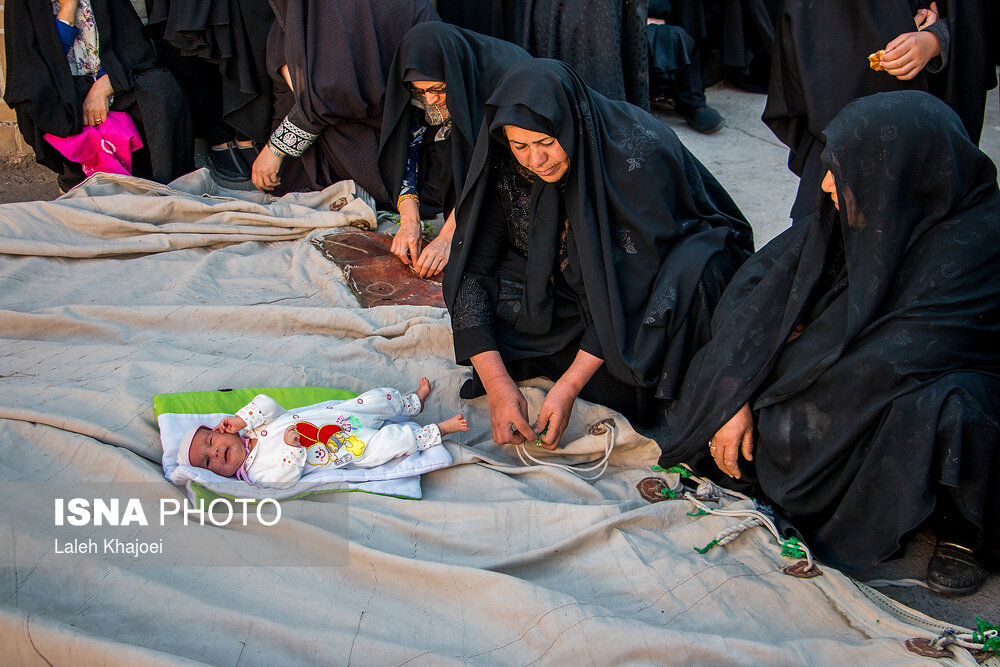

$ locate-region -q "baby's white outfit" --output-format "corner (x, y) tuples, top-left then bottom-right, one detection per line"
(235, 388), (441, 488)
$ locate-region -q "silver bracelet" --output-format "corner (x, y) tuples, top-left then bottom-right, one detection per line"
(267, 142), (285, 159)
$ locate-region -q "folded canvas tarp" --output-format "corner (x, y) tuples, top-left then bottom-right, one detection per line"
(0, 172), (986, 665)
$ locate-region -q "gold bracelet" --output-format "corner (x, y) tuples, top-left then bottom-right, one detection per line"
(397, 193), (420, 208)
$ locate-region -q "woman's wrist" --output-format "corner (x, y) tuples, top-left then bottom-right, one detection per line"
(558, 350), (603, 395)
(553, 375), (584, 398)
(397, 193), (420, 210)
(471, 351), (515, 395)
(267, 142), (286, 159)
(483, 373), (518, 398)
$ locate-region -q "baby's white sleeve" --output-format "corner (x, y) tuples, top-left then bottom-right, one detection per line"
(236, 394), (285, 431)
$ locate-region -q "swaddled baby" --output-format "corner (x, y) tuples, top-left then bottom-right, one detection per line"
(178, 379), (467, 488)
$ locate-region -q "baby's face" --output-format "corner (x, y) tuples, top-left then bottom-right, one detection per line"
(188, 427), (247, 477)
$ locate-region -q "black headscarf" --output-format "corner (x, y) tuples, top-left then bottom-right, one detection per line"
(379, 22), (531, 209)
(762, 0), (926, 219)
(445, 59), (753, 399)
(3, 0), (193, 183)
(659, 91), (1000, 569)
(266, 0), (438, 204)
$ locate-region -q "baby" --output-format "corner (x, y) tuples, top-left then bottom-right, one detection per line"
(177, 378), (467, 488)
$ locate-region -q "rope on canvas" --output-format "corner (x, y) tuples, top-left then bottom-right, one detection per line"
(650, 464), (816, 571)
(515, 419), (616, 481)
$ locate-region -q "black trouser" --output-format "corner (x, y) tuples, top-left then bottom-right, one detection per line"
(647, 23), (706, 114)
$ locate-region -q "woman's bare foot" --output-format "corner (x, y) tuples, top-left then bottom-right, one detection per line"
(438, 413), (469, 435)
(415, 377), (431, 411)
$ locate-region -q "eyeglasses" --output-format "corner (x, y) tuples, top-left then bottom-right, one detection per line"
(407, 83), (447, 98)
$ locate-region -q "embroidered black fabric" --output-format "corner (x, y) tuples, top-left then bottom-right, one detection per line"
(269, 115), (319, 157)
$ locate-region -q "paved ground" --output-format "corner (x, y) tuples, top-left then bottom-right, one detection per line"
(1, 85), (997, 629)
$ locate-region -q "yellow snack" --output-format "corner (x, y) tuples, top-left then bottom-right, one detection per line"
(868, 50), (885, 72)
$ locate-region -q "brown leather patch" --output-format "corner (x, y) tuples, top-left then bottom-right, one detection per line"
(313, 231), (445, 308)
(781, 560), (823, 578)
(904, 638), (953, 659)
(636, 477), (671, 503)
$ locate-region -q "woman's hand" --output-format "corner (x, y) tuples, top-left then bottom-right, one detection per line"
(709, 403), (754, 478)
(391, 198), (422, 266)
(412, 209), (456, 277)
(486, 378), (535, 445)
(533, 380), (578, 449)
(82, 75), (113, 127)
(216, 416), (247, 433)
(413, 233), (450, 277)
(533, 349), (602, 449)
(914, 1), (938, 29)
(881, 30), (940, 80)
(252, 146), (283, 192)
(472, 350), (536, 445)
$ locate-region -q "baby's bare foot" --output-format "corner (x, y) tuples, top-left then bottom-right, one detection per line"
(438, 413), (469, 436)
(415, 377), (431, 411)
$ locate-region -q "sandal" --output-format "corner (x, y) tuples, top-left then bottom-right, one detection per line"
(926, 540), (988, 596)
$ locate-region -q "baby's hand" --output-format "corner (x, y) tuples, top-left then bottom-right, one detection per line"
(216, 416), (247, 433)
(283, 425), (303, 448)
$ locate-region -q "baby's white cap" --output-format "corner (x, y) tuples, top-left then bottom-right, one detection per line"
(176, 425), (207, 467)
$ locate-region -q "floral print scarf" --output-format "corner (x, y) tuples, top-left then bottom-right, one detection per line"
(52, 0), (102, 76)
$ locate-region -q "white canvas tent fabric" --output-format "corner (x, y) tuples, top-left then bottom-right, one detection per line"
(0, 172), (987, 665)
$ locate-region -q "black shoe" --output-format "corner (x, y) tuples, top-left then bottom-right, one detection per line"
(207, 142), (251, 181)
(679, 105), (725, 134)
(926, 540), (988, 596)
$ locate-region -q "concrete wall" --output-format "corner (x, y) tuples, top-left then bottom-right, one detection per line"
(0, 0), (147, 166)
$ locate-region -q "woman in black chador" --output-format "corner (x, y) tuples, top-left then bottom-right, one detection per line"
(444, 59), (754, 449)
(250, 0), (438, 204)
(379, 22), (530, 278)
(658, 91), (1000, 596)
(3, 0), (193, 191)
(764, 0), (997, 222)
(763, 0), (924, 221)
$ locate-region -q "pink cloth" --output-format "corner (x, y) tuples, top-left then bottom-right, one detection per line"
(43, 111), (143, 177)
